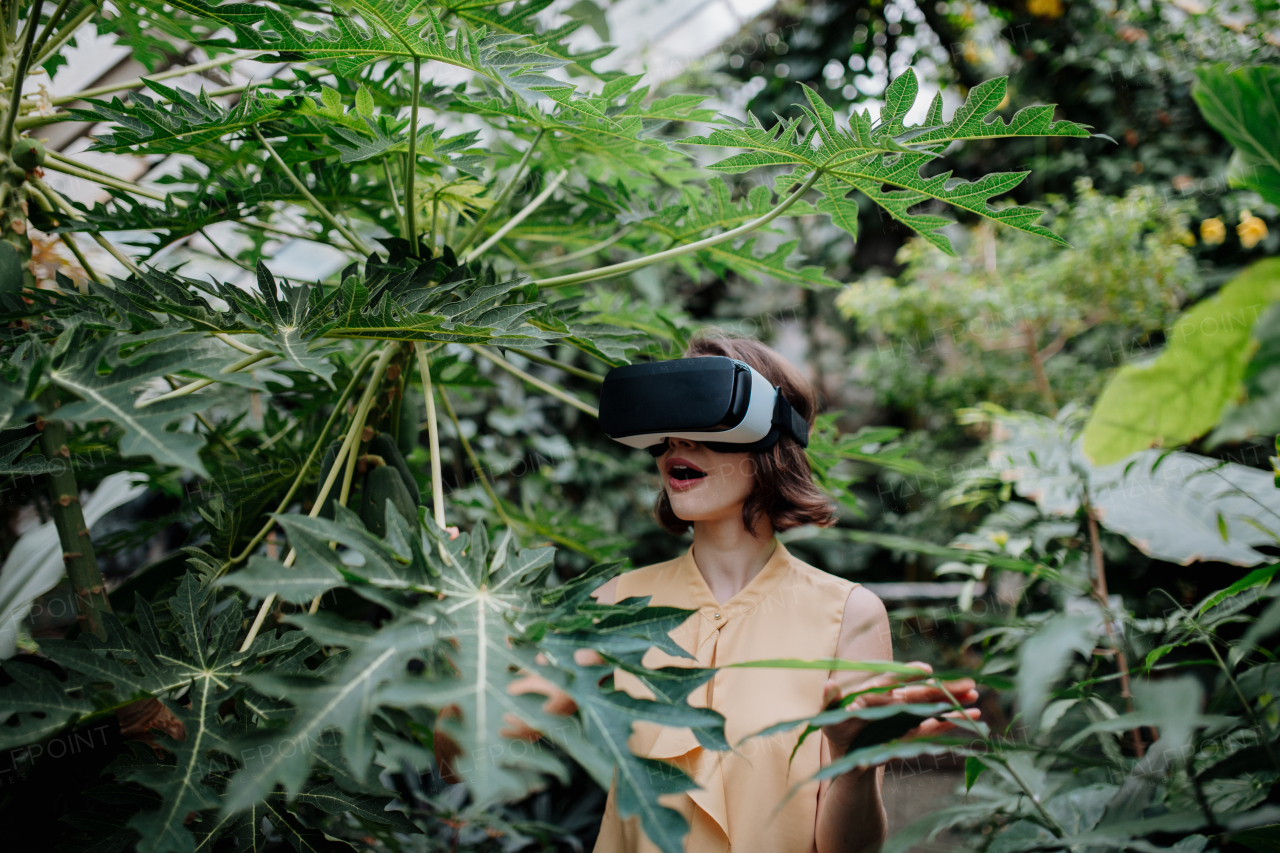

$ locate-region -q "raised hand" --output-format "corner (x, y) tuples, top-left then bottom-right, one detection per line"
(820, 661), (981, 764)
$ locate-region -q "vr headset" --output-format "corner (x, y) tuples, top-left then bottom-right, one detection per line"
(598, 356), (809, 455)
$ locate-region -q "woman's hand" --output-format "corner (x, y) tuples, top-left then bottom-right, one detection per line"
(820, 661), (981, 766)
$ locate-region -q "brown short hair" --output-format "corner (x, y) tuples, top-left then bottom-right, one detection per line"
(655, 333), (838, 536)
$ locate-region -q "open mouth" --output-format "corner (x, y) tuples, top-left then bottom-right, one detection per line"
(666, 457), (707, 488)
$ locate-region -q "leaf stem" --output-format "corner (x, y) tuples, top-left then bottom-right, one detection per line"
(533, 169), (821, 288)
(30, 0), (73, 62)
(4, 0), (43, 150)
(252, 126), (371, 255)
(239, 343), (399, 650)
(136, 350), (279, 409)
(40, 50), (265, 108)
(221, 349), (379, 573)
(414, 343), (446, 531)
(462, 169), (567, 264)
(58, 231), (99, 285)
(405, 57), (421, 254)
(32, 177), (141, 274)
(455, 127), (545, 254)
(522, 225), (633, 271)
(439, 385), (514, 529)
(383, 157), (407, 241)
(512, 348), (602, 384)
(32, 0), (93, 66)
(468, 344), (598, 417)
(42, 153), (171, 202)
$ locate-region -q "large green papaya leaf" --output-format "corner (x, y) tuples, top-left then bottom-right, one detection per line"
(1082, 258), (1280, 466)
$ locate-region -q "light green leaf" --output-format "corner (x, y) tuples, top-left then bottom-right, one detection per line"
(1083, 258), (1280, 465)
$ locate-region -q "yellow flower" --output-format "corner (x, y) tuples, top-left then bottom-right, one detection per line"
(1239, 210), (1269, 250)
(1200, 217), (1226, 245)
(990, 531), (1009, 547)
(1176, 229), (1196, 247)
(1027, 0), (1064, 16)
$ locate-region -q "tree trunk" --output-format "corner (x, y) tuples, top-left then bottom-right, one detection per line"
(38, 390), (112, 639)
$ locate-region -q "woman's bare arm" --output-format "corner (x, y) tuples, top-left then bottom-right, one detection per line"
(815, 586), (893, 853)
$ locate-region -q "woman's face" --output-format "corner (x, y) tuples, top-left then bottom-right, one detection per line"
(657, 436), (756, 524)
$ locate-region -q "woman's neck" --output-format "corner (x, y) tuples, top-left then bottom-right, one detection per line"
(691, 510), (776, 604)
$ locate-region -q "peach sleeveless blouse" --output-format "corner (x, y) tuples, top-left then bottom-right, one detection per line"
(593, 541), (857, 853)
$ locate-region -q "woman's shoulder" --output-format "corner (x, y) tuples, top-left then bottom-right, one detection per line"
(781, 545), (860, 597)
(588, 555), (684, 606)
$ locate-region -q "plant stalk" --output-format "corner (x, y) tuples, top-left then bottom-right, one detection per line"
(522, 225), (632, 271)
(533, 169), (821, 288)
(252, 126), (371, 255)
(32, 0), (93, 66)
(469, 344), (598, 416)
(3, 0), (42, 149)
(38, 388), (111, 639)
(455, 127), (545, 254)
(41, 50), (265, 108)
(1086, 507), (1143, 757)
(30, 0), (73, 62)
(32, 177), (141, 274)
(405, 57), (421, 254)
(512, 348), (602, 383)
(415, 343), (446, 531)
(239, 344), (399, 650)
(439, 385), (514, 529)
(383, 157), (407, 241)
(462, 169), (567, 264)
(222, 350), (378, 571)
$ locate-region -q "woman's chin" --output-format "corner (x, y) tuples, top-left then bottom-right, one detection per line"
(667, 493), (735, 523)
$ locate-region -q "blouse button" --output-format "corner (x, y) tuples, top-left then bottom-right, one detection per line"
(714, 613), (721, 619)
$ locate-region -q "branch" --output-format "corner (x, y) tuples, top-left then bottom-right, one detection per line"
(5, 0), (44, 149)
(455, 127), (545, 254)
(43, 152), (174, 203)
(469, 344), (598, 417)
(42, 51), (265, 108)
(513, 348), (602, 384)
(32, 0), (93, 66)
(522, 225), (632, 271)
(438, 384), (514, 529)
(238, 343), (399, 650)
(405, 58), (420, 253)
(222, 349), (378, 572)
(532, 169), (821, 288)
(461, 168), (567, 264)
(30, 0), (73, 61)
(414, 343), (447, 531)
(252, 126), (372, 255)
(32, 177), (141, 274)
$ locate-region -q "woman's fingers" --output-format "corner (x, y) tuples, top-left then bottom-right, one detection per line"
(507, 673), (579, 716)
(500, 712), (542, 742)
(904, 709), (982, 740)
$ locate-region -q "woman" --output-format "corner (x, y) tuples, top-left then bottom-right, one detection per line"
(506, 334), (979, 853)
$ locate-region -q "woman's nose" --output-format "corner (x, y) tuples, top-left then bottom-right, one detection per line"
(668, 436), (697, 450)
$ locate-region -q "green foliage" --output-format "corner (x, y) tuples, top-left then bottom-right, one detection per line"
(0, 0), (1127, 848)
(839, 183), (1197, 423)
(682, 72), (1096, 255)
(1083, 258), (1280, 465)
(1194, 65), (1280, 209)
